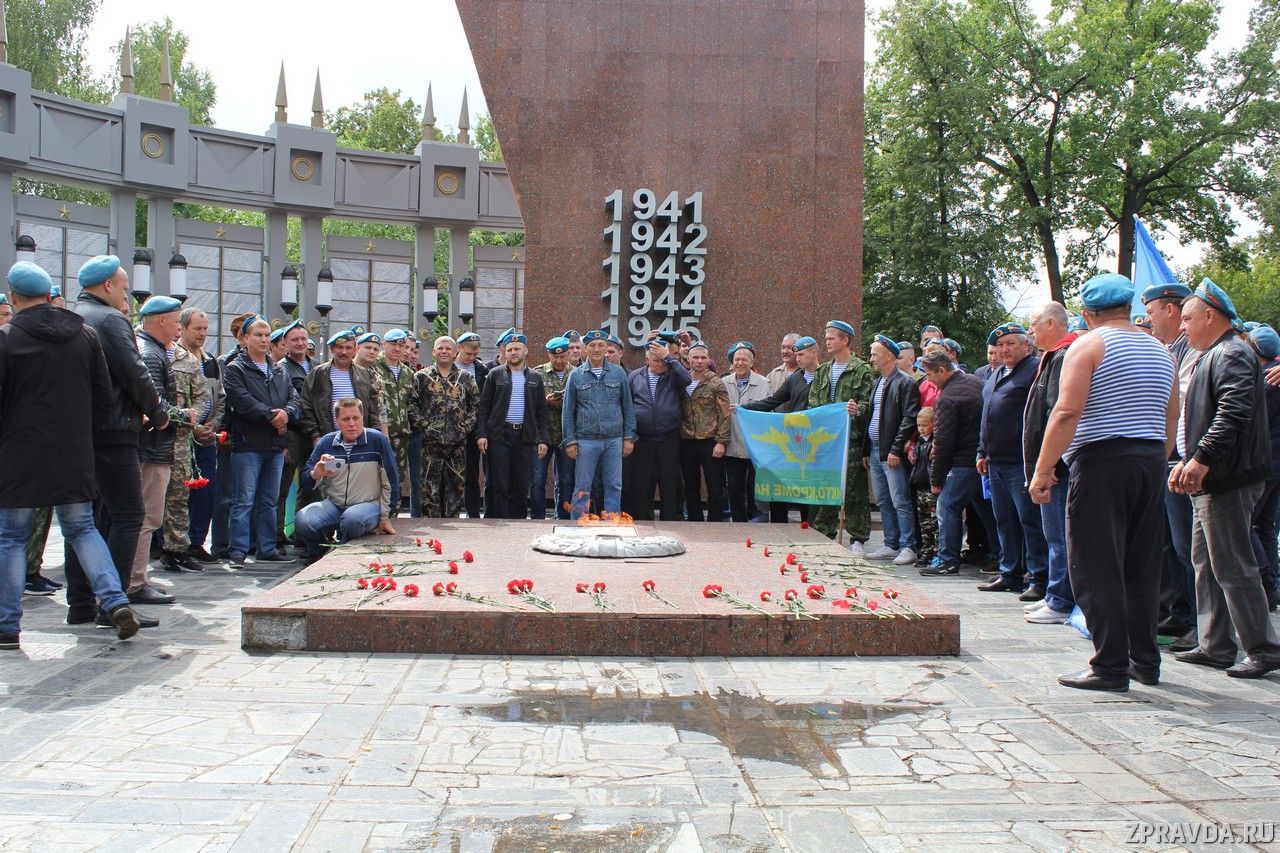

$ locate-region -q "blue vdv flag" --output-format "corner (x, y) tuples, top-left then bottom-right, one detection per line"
(1132, 215), (1179, 315)
(734, 402), (850, 506)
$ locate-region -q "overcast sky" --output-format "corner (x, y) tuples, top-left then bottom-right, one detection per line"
(80, 0), (1259, 313)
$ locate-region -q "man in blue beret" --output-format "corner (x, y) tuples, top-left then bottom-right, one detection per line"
(0, 261), (141, 647)
(810, 320), (875, 553)
(371, 328), (418, 517)
(64, 256), (169, 629)
(1030, 273), (1177, 691)
(563, 330), (584, 367)
(1169, 280), (1280, 678)
(563, 330), (636, 518)
(864, 334), (921, 566)
(413, 335), (479, 519)
(485, 327), (517, 371)
(476, 332), (551, 518)
(624, 334), (693, 520)
(454, 332), (490, 518)
(1247, 325), (1280, 615)
(300, 326), (382, 452)
(606, 334), (624, 365)
(531, 336), (575, 519)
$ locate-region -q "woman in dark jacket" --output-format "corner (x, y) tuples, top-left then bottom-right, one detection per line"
(221, 316), (300, 565)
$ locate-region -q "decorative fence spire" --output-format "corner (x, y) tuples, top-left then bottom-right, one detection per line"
(311, 69), (324, 129)
(274, 62), (288, 123)
(120, 27), (134, 94)
(458, 86), (471, 145)
(421, 82), (435, 142)
(158, 39), (173, 102)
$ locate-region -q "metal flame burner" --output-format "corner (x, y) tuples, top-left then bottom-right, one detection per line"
(530, 525), (686, 559)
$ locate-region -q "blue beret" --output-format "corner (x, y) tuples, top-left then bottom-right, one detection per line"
(607, 334), (623, 348)
(1243, 321), (1261, 332)
(1080, 273), (1135, 311)
(727, 340), (754, 358)
(0, 293), (7, 304)
(873, 334), (900, 356)
(1132, 315), (1153, 329)
(1231, 318), (1246, 333)
(794, 336), (818, 351)
(896, 340), (913, 352)
(826, 320), (855, 337)
(1140, 282), (1192, 305)
(7, 261), (52, 297)
(921, 324), (943, 336)
(356, 332), (382, 345)
(545, 336), (571, 354)
(1187, 277), (1238, 320)
(278, 319), (304, 337)
(688, 340), (710, 352)
(986, 322), (1026, 346)
(923, 337), (947, 349)
(1067, 315), (1088, 332)
(943, 337), (963, 356)
(505, 332), (528, 346)
(582, 330), (608, 344)
(496, 327), (517, 346)
(138, 295), (182, 317)
(383, 328), (409, 342)
(327, 328), (356, 346)
(50, 285), (62, 299)
(239, 314), (268, 334)
(77, 255), (121, 288)
(562, 329), (582, 341)
(1249, 324), (1280, 359)
(270, 327), (287, 342)
(307, 338), (316, 350)
(456, 332), (481, 346)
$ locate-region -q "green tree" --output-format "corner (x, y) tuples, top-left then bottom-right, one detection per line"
(1190, 240), (1280, 326)
(111, 18), (217, 125)
(4, 0), (103, 99)
(329, 88), (422, 155)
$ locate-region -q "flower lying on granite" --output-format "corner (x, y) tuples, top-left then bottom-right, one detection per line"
(592, 582), (606, 593)
(403, 583), (420, 597)
(357, 578), (369, 589)
(462, 550), (474, 563)
(763, 547), (771, 557)
(415, 537), (424, 547)
(845, 587), (859, 598)
(641, 579), (677, 609)
(448, 561), (459, 574)
(799, 572), (810, 583)
(432, 582), (446, 596)
(702, 583), (724, 598)
(806, 585), (825, 599)
(446, 582), (457, 593)
(867, 599), (879, 611)
(779, 564), (787, 575)
(642, 579), (655, 592)
(760, 591), (773, 602)
(832, 599), (851, 610)
(575, 582), (590, 593)
(883, 588), (899, 599)
(785, 553), (797, 565)
(432, 541), (443, 555)
(745, 538), (752, 548)
(784, 589), (799, 601)
(799, 520), (810, 529)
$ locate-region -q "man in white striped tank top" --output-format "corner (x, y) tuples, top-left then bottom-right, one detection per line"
(1030, 274), (1178, 692)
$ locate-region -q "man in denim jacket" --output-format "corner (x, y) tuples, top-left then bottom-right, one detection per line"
(562, 330), (636, 518)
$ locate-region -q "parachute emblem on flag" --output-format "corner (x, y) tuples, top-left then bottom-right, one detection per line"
(750, 412), (838, 476)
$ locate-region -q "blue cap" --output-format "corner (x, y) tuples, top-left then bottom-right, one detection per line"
(1067, 315), (1087, 332)
(1140, 282), (1192, 305)
(582, 329), (608, 344)
(943, 338), (963, 357)
(496, 327), (517, 346)
(1249, 324), (1280, 359)
(545, 335), (570, 354)
(138, 295), (182, 317)
(826, 320), (855, 337)
(270, 326), (287, 342)
(50, 285), (62, 299)
(607, 334), (623, 348)
(6, 261), (52, 297)
(1080, 273), (1135, 311)
(356, 332), (382, 345)
(1187, 277), (1238, 320)
(794, 335), (818, 351)
(456, 332), (481, 346)
(327, 327), (357, 346)
(383, 328), (410, 342)
(873, 334), (900, 356)
(727, 340), (754, 358)
(77, 255), (122, 288)
(1243, 321), (1261, 332)
(986, 322), (1026, 346)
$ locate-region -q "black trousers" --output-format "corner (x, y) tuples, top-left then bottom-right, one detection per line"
(725, 457), (756, 522)
(625, 432), (681, 521)
(487, 426), (535, 519)
(65, 443), (143, 612)
(465, 432), (484, 518)
(680, 438), (725, 522)
(279, 427), (314, 543)
(1067, 439), (1166, 679)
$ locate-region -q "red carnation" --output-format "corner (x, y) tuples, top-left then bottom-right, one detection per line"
(462, 550), (474, 563)
(432, 582), (446, 596)
(806, 585), (825, 599)
(832, 599), (851, 610)
(383, 565), (395, 574)
(845, 587), (859, 598)
(357, 578), (369, 589)
(799, 572), (810, 583)
(702, 584), (723, 598)
(576, 582), (589, 593)
(784, 589), (798, 601)
(868, 599), (879, 611)
(446, 582), (457, 593)
(786, 553), (797, 565)
(760, 591), (773, 602)
(642, 579), (656, 592)
(367, 561), (380, 571)
(883, 588), (899, 600)
(799, 520), (810, 529)
(507, 580), (520, 595)
(448, 561), (459, 574)
(415, 537), (423, 547)
(521, 579), (534, 592)
(433, 542), (443, 555)
(779, 563), (787, 574)
(746, 538), (752, 548)
(216, 430), (228, 445)
(385, 578), (397, 590)
(403, 583), (419, 597)
(763, 546), (770, 557)
(592, 582), (606, 593)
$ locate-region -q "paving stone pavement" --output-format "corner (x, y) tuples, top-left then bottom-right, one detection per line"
(4, 526), (1280, 852)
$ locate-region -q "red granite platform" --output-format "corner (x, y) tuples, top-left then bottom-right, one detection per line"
(241, 520), (959, 657)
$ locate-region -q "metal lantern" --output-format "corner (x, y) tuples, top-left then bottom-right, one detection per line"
(315, 263), (334, 316)
(131, 248), (154, 302)
(168, 253), (188, 302)
(15, 235), (36, 263)
(280, 264), (300, 313)
(457, 275), (475, 325)
(421, 273), (439, 322)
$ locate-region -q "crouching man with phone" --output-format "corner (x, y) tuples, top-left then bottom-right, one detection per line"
(295, 398), (399, 563)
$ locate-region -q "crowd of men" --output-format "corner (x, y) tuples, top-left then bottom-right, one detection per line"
(1, 256), (1278, 690)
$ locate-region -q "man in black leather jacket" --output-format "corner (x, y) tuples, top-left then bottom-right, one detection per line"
(65, 256), (169, 628)
(863, 335), (922, 566)
(1170, 281), (1280, 679)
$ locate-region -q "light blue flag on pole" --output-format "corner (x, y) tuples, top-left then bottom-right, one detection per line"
(734, 402), (850, 506)
(1132, 215), (1179, 315)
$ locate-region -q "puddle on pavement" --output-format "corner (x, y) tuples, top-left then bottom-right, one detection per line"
(467, 688), (932, 777)
(408, 820), (675, 853)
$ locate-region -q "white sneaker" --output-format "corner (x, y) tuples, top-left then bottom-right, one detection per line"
(866, 545), (898, 561)
(1023, 600), (1044, 612)
(1025, 604), (1072, 624)
(893, 548), (917, 566)
(849, 541), (867, 558)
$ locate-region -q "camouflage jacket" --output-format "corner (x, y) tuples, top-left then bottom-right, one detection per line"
(413, 363), (479, 446)
(374, 354), (418, 440)
(534, 362), (572, 447)
(680, 373), (732, 443)
(808, 355), (874, 445)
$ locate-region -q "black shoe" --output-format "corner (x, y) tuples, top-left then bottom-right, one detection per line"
(162, 550), (205, 573)
(918, 561), (960, 576)
(43, 574), (63, 589)
(1058, 668), (1128, 692)
(1018, 585), (1045, 603)
(67, 606), (99, 625)
(23, 574), (59, 596)
(228, 553), (246, 566)
(1173, 648), (1235, 669)
(254, 551), (296, 563)
(98, 609), (158, 629)
(1128, 666), (1160, 686)
(978, 560), (1000, 574)
(108, 605), (140, 640)
(210, 549), (230, 561)
(127, 584), (175, 605)
(149, 544), (162, 560)
(187, 545), (218, 563)
(1156, 617), (1195, 637)
(0, 632), (18, 650)
(959, 548), (989, 565)
(977, 575), (1019, 593)
(913, 556), (931, 568)
(1226, 657), (1280, 679)
(1268, 587), (1280, 612)
(1167, 629), (1198, 653)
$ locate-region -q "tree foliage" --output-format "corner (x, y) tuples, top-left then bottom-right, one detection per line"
(1190, 241), (1280, 327)
(111, 18), (217, 125)
(5, 0), (101, 99)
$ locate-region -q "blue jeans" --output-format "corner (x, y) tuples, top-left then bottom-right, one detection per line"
(229, 450), (284, 557)
(1041, 475), (1074, 612)
(988, 461), (1048, 588)
(869, 441), (917, 550)
(937, 467), (995, 564)
(295, 499), (381, 557)
(1, 503), (129, 634)
(188, 443), (219, 549)
(572, 438), (622, 518)
(531, 445), (575, 520)
(407, 432), (423, 517)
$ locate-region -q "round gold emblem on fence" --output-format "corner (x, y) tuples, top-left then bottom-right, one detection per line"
(436, 171), (460, 195)
(291, 156), (315, 181)
(141, 132), (166, 159)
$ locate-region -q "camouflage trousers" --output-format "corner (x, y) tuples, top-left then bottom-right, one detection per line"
(421, 442), (466, 519)
(390, 433), (411, 516)
(914, 488), (938, 561)
(813, 445), (872, 544)
(162, 440), (195, 552)
(25, 506), (53, 579)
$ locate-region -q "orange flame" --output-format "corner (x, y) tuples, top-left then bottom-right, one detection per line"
(576, 511), (634, 527)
